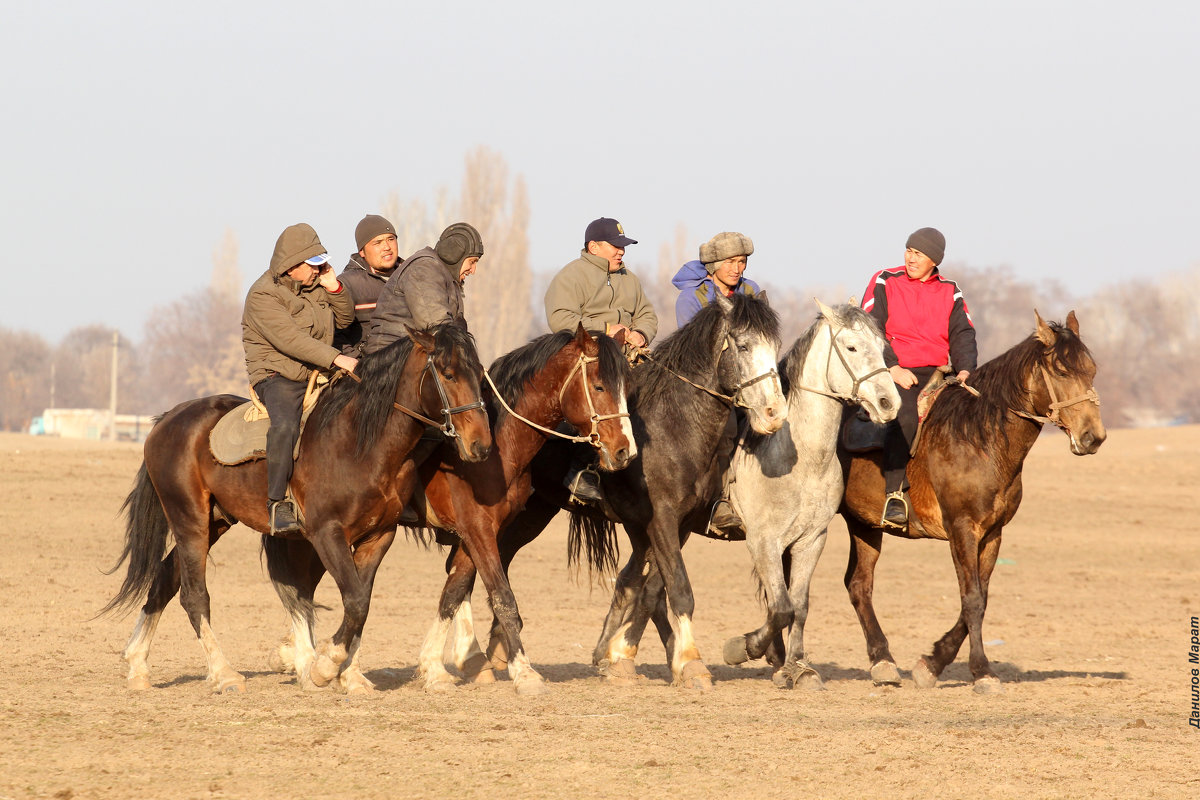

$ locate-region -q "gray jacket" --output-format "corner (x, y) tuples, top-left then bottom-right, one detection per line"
(365, 246), (465, 354)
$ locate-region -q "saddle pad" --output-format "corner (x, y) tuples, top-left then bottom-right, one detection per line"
(842, 410), (890, 453)
(209, 401), (270, 465)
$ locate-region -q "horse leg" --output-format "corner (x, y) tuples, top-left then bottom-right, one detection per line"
(649, 521), (712, 691)
(331, 530), (395, 695)
(843, 517), (901, 686)
(773, 530), (828, 690)
(122, 547), (182, 690)
(592, 537), (652, 684)
(417, 545), (478, 692)
(724, 536), (792, 669)
(262, 536), (323, 685)
(303, 522), (372, 690)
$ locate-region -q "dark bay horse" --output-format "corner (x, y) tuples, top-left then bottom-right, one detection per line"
(436, 294), (787, 690)
(263, 325), (634, 695)
(103, 324), (491, 692)
(840, 311), (1105, 693)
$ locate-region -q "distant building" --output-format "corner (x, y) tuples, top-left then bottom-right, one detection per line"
(30, 409), (156, 442)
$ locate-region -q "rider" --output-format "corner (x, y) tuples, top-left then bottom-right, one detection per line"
(861, 227), (977, 528)
(544, 216), (658, 504)
(334, 214), (401, 356)
(242, 222), (358, 535)
(364, 222), (484, 354)
(672, 231), (764, 535)
(671, 231), (763, 327)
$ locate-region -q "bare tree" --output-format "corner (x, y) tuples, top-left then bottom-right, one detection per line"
(0, 328), (52, 431)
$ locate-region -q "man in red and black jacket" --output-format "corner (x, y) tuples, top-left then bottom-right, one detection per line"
(861, 227), (977, 528)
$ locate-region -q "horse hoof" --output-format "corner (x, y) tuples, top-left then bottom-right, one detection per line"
(514, 675), (547, 697)
(598, 658), (642, 685)
(469, 667), (497, 685)
(127, 675), (152, 691)
(772, 661), (823, 690)
(267, 646), (295, 674)
(460, 652), (495, 683)
(973, 675), (1004, 695)
(723, 636), (751, 666)
(912, 657), (938, 689)
(870, 661), (902, 687)
(675, 660), (713, 691)
(215, 677), (246, 694)
(309, 656), (339, 688)
(424, 678), (457, 694)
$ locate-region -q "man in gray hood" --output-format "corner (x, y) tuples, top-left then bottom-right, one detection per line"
(242, 222), (357, 534)
(364, 222), (484, 354)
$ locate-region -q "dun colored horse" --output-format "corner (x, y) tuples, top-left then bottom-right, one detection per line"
(839, 311), (1105, 693)
(104, 324), (491, 692)
(263, 325), (633, 695)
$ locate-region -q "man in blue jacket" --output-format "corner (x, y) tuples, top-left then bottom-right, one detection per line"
(671, 231), (762, 328)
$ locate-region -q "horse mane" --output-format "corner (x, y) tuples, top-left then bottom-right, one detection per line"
(777, 304), (879, 398)
(312, 323), (481, 456)
(636, 294), (780, 409)
(487, 331), (628, 422)
(927, 320), (1093, 449)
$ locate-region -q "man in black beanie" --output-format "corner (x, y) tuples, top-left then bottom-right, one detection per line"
(860, 227), (977, 529)
(334, 214), (402, 356)
(364, 222), (484, 354)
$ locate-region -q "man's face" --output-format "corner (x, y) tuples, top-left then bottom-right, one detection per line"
(712, 256), (748, 292)
(589, 241), (625, 272)
(904, 248), (937, 281)
(360, 233), (399, 274)
(458, 256), (480, 281)
(286, 262), (319, 286)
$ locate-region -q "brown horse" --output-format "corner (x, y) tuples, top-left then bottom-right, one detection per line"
(264, 325), (634, 695)
(839, 311), (1105, 693)
(104, 324), (491, 693)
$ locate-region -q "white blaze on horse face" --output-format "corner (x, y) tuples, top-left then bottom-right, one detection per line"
(616, 384), (637, 460)
(742, 338), (787, 434)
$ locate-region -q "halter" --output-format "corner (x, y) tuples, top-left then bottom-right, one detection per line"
(483, 351), (630, 447)
(638, 334), (782, 409)
(794, 319), (889, 404)
(390, 353), (487, 438)
(1011, 363), (1101, 431)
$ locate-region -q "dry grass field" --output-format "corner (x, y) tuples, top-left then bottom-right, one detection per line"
(0, 425), (1195, 799)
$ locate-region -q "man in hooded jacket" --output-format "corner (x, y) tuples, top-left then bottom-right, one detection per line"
(242, 222), (357, 534)
(671, 231), (762, 328)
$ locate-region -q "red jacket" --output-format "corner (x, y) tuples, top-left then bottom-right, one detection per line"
(861, 267), (977, 372)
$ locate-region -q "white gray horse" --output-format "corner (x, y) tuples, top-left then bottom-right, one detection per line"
(721, 300), (899, 688)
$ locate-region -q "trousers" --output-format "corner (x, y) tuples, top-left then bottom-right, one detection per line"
(255, 374), (307, 503)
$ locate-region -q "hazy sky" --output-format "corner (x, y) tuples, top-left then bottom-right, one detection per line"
(4, 1), (1198, 343)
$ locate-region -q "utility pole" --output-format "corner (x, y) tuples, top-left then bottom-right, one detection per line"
(108, 330), (119, 441)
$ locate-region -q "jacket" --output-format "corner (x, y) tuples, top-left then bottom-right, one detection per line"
(242, 225), (355, 386)
(365, 246), (465, 354)
(861, 266), (977, 372)
(333, 253), (394, 355)
(543, 250), (658, 343)
(670, 260), (763, 327)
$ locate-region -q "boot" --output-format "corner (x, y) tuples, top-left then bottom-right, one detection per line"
(708, 497), (744, 538)
(881, 491), (909, 529)
(269, 500), (303, 536)
(565, 463), (603, 505)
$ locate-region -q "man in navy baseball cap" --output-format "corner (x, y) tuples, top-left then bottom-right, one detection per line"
(583, 217), (638, 248)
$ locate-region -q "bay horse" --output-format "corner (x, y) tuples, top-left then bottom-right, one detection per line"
(839, 310), (1105, 693)
(434, 293), (787, 690)
(263, 325), (634, 695)
(103, 324), (491, 693)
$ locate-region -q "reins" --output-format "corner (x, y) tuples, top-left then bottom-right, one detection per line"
(636, 338), (782, 409)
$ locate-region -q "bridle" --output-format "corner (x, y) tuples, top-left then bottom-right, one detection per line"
(1011, 362), (1101, 431)
(639, 333), (782, 409)
(483, 351), (629, 448)
(390, 353), (487, 438)
(795, 319), (889, 404)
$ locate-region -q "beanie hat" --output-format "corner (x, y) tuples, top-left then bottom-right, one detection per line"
(905, 227), (945, 266)
(700, 232), (754, 274)
(355, 214), (396, 251)
(435, 222), (485, 266)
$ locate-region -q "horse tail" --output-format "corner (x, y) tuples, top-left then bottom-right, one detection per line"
(261, 535), (312, 622)
(567, 509), (619, 578)
(100, 461), (170, 616)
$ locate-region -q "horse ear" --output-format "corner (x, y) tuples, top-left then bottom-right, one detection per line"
(847, 296), (858, 308)
(1065, 310), (1080, 335)
(814, 297), (836, 320)
(1033, 309), (1056, 346)
(575, 323), (599, 352)
(407, 325), (435, 352)
(715, 293), (734, 312)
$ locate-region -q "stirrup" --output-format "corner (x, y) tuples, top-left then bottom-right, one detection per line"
(881, 490), (909, 530)
(707, 498), (744, 538)
(567, 465), (603, 505)
(269, 500), (303, 536)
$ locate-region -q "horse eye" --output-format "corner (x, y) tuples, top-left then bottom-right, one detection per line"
(846, 345), (858, 353)
(593, 383), (606, 393)
(737, 344), (749, 352)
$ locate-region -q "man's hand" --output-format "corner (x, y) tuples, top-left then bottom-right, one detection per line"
(889, 365), (917, 389)
(955, 370), (970, 383)
(333, 354), (358, 373)
(317, 266), (341, 292)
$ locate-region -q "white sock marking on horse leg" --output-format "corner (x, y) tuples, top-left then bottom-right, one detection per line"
(287, 612), (315, 677)
(671, 615), (700, 675)
(197, 618), (241, 690)
(123, 610), (161, 687)
(605, 621), (638, 664)
(417, 614), (456, 687)
(450, 599), (483, 670)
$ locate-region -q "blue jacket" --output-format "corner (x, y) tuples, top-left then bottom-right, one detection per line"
(671, 260), (763, 327)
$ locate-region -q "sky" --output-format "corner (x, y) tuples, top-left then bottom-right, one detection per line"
(3, 1), (1198, 343)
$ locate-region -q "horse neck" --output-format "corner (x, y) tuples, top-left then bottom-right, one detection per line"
(493, 355), (573, 475)
(788, 325), (844, 441)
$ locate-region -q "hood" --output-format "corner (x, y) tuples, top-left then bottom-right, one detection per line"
(671, 260), (711, 290)
(269, 223), (327, 276)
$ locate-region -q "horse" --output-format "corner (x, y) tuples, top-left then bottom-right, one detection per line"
(432, 293), (788, 690)
(839, 310), (1105, 693)
(103, 323), (492, 693)
(262, 325), (634, 695)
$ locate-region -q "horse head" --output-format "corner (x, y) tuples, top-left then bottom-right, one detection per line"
(815, 299), (900, 424)
(714, 294), (788, 434)
(558, 325), (636, 471)
(409, 325), (492, 463)
(1031, 310), (1106, 455)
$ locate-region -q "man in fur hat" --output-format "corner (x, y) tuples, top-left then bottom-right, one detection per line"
(671, 231), (763, 327)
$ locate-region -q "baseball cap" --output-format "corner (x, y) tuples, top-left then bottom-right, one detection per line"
(303, 253), (330, 266)
(584, 217), (637, 248)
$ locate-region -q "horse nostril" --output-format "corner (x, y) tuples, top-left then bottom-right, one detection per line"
(879, 397), (893, 412)
(615, 447), (628, 465)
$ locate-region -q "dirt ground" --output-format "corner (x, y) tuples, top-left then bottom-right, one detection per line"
(0, 424), (1196, 800)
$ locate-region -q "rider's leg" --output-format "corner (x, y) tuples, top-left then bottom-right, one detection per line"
(258, 374), (307, 534)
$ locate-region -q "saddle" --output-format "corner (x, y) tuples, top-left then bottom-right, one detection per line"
(840, 366), (952, 456)
(208, 371), (330, 466)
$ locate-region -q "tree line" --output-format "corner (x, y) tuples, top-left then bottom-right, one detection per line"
(2, 148), (1196, 432)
